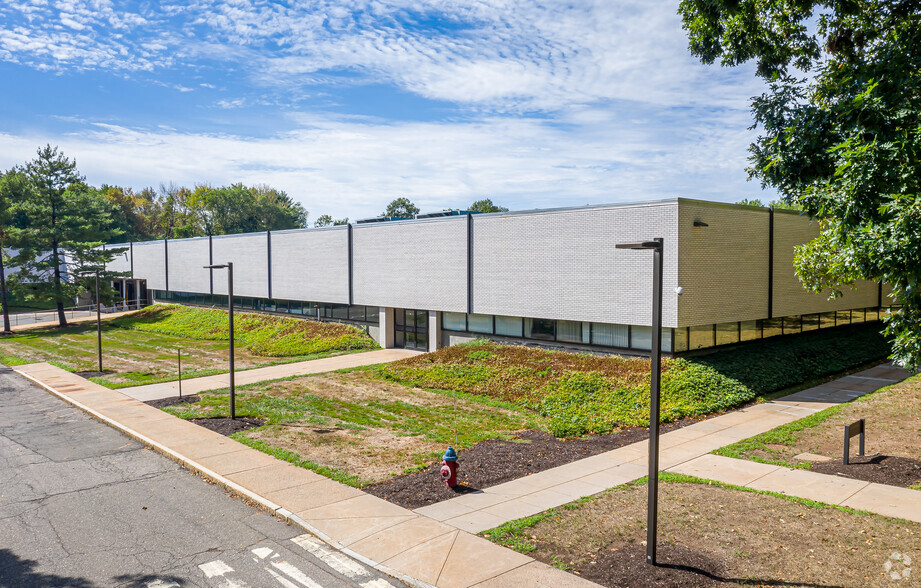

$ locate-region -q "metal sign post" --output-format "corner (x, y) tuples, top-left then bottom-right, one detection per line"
(177, 348), (182, 398)
(204, 262), (235, 419)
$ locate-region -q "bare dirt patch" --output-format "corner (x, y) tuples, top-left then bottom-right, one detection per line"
(811, 455), (921, 487)
(367, 420), (698, 509)
(191, 417), (265, 436)
(144, 395), (202, 409)
(486, 479), (921, 587)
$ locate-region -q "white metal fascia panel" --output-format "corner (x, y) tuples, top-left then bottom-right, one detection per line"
(471, 203), (679, 327)
(103, 243), (132, 274)
(271, 229), (349, 303)
(352, 217), (467, 311)
(167, 238), (212, 293)
(210, 233), (269, 298)
(132, 241), (166, 290)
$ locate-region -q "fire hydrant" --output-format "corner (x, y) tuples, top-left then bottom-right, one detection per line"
(440, 446), (459, 488)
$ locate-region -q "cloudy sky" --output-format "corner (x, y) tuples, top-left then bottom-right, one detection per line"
(0, 0), (774, 221)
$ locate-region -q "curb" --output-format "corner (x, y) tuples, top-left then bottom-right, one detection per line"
(13, 367), (437, 588)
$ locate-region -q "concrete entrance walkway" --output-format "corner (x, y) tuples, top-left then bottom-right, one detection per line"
(13, 362), (597, 588)
(123, 349), (422, 401)
(414, 363), (918, 533)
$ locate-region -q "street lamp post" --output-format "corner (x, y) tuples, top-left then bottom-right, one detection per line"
(205, 262), (235, 419)
(615, 238), (664, 566)
(94, 269), (102, 373)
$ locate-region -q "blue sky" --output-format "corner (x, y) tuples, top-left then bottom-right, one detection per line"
(0, 0), (775, 222)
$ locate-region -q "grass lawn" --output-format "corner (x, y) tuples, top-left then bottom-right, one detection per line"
(715, 374), (921, 477)
(378, 324), (891, 437)
(482, 473), (919, 587)
(161, 368), (543, 487)
(0, 304), (378, 388)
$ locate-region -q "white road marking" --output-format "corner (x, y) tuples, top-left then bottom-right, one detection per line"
(146, 580), (180, 588)
(199, 560), (234, 578)
(271, 560), (324, 588)
(291, 534), (369, 579)
(361, 579), (397, 588)
(252, 547), (274, 560)
(266, 566), (302, 588)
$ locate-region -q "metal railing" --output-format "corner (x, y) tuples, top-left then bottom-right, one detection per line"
(4, 299), (147, 328)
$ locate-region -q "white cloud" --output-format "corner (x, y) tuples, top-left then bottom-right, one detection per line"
(0, 106), (770, 222)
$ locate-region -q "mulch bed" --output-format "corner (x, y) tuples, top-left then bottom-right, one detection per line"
(366, 419), (698, 509)
(76, 370), (116, 378)
(190, 417), (266, 436)
(571, 542), (725, 588)
(144, 395), (201, 409)
(811, 455), (921, 488)
(143, 395), (264, 436)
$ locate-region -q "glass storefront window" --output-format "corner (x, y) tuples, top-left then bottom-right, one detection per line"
(801, 314), (819, 331)
(740, 320), (761, 341)
(442, 312), (466, 331)
(332, 305), (349, 319)
(525, 318), (555, 340)
(366, 307), (380, 323)
(782, 315), (801, 335)
(820, 312), (836, 329)
(592, 323), (628, 348)
(836, 310), (852, 325)
(631, 326), (652, 351)
(762, 317), (783, 338)
(715, 322), (740, 346)
(865, 307), (879, 322)
(467, 314), (492, 334)
(672, 327), (689, 352)
(851, 309), (865, 323)
(349, 305), (365, 322)
(689, 325), (714, 349)
(495, 315), (523, 337)
(557, 320), (587, 343)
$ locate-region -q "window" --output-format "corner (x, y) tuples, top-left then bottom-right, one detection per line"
(851, 309), (865, 323)
(820, 312), (836, 329)
(525, 318), (555, 340)
(866, 307), (879, 322)
(672, 327), (689, 352)
(443, 312), (466, 331)
(332, 304), (349, 320)
(801, 314), (819, 331)
(782, 315), (801, 335)
(365, 307), (380, 324)
(836, 310), (852, 325)
(689, 325), (714, 350)
(631, 326), (652, 350)
(557, 320), (587, 343)
(762, 317), (783, 338)
(715, 322), (740, 346)
(349, 305), (366, 322)
(592, 323), (629, 348)
(661, 329), (673, 353)
(740, 320), (761, 341)
(495, 316), (523, 337)
(467, 314), (493, 334)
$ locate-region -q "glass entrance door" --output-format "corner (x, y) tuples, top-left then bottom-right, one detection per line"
(394, 309), (428, 350)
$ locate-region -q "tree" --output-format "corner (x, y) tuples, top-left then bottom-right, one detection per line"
(735, 198), (802, 211)
(0, 169), (30, 334)
(314, 214), (333, 227)
(680, 1), (921, 367)
(383, 197), (419, 218)
(8, 146), (124, 327)
(469, 198), (509, 213)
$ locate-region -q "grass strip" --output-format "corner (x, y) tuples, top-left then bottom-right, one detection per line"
(229, 433), (370, 488)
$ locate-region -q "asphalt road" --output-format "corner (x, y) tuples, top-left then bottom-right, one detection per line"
(0, 364), (403, 588)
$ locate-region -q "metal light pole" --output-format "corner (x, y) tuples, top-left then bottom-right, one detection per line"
(94, 269), (102, 373)
(615, 238), (664, 566)
(205, 262), (235, 419)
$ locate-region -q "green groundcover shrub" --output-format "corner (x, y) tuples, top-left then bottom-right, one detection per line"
(380, 324), (889, 437)
(112, 304), (377, 356)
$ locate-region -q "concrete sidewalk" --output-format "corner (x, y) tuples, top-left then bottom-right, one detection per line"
(122, 348), (422, 401)
(13, 362), (598, 588)
(415, 362), (918, 532)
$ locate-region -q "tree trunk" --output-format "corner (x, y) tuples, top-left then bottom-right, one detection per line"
(0, 242), (11, 334)
(51, 201), (67, 328)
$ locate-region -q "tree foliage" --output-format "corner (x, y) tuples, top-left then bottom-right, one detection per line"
(5, 146), (124, 326)
(469, 198), (509, 213)
(383, 197), (420, 218)
(735, 198), (802, 210)
(680, 0), (921, 367)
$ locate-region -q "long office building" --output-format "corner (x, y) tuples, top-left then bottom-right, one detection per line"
(104, 198), (892, 355)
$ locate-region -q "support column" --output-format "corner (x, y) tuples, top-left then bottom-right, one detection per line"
(379, 307), (395, 348)
(428, 311), (441, 352)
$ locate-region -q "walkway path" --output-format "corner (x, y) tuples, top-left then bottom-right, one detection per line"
(414, 362), (920, 533)
(13, 362), (595, 588)
(123, 348), (422, 401)
(7, 309), (135, 331)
